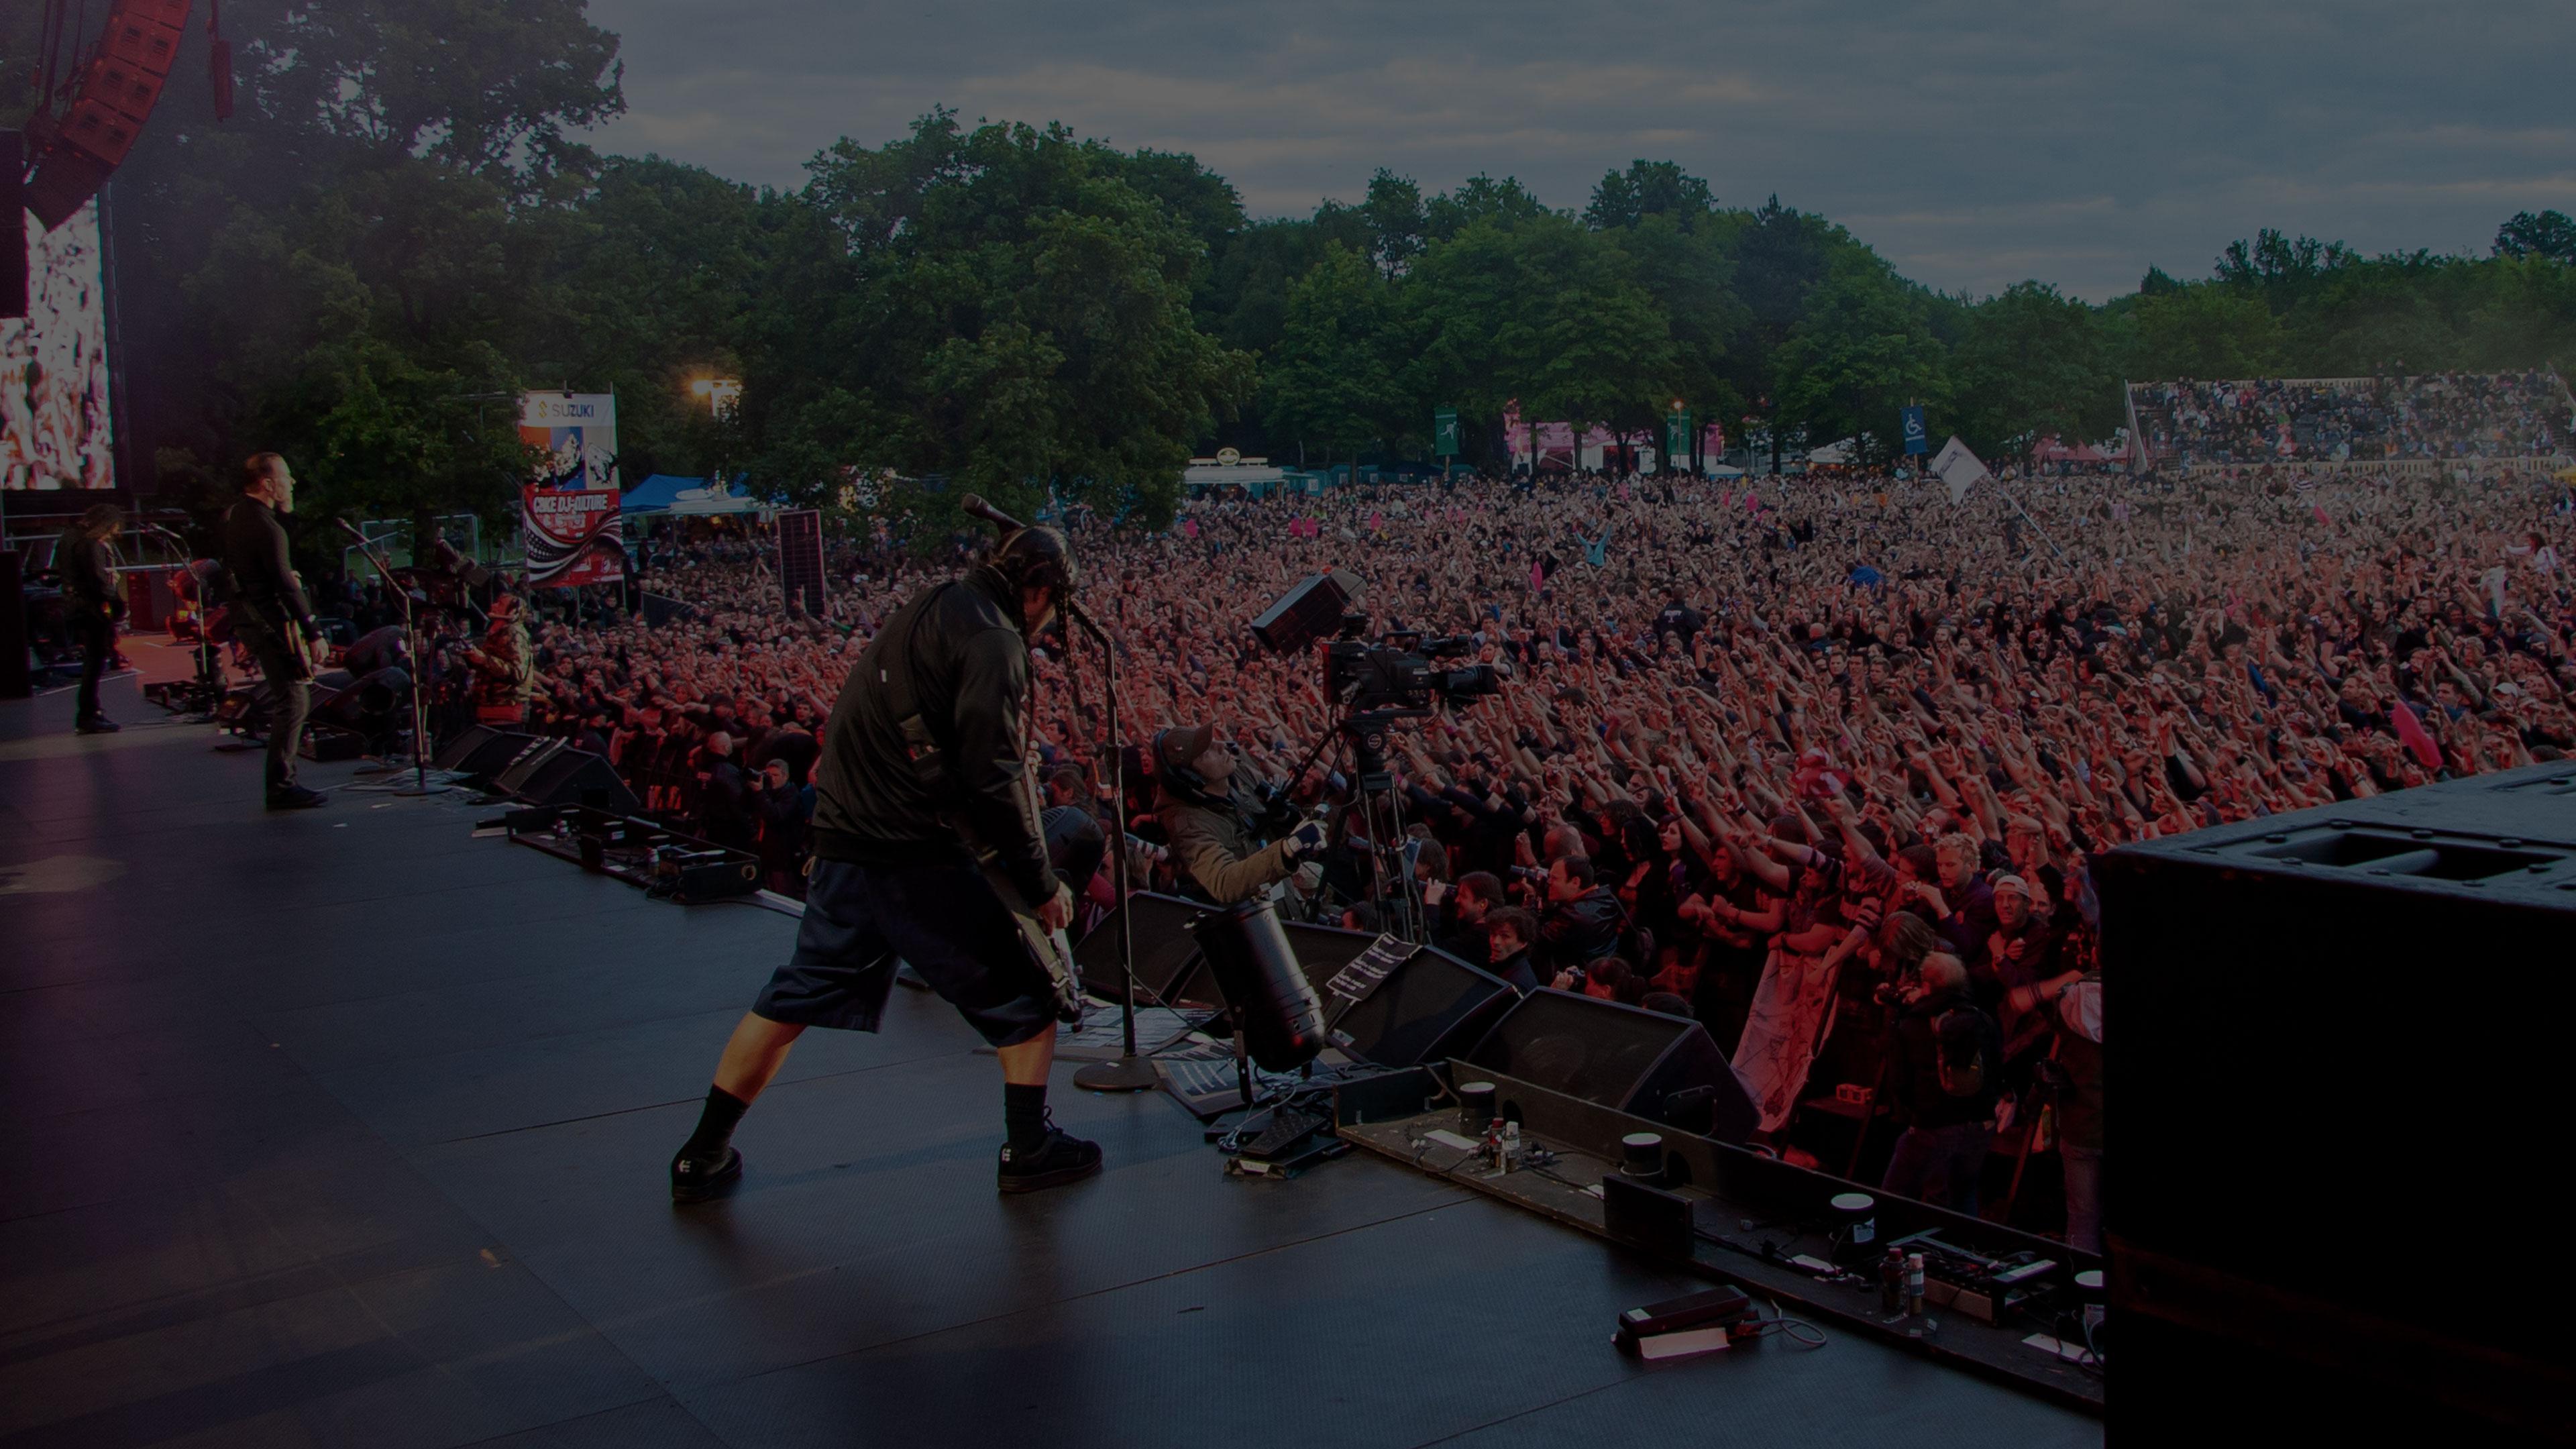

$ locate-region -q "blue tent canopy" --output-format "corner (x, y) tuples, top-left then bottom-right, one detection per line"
(623, 474), (756, 515)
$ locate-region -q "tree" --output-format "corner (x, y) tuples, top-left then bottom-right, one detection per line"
(1772, 251), (1951, 466)
(1360, 169), (1428, 277)
(1583, 160), (1715, 233)
(786, 115), (1254, 527)
(2127, 284), (2283, 380)
(1263, 245), (1401, 468)
(220, 0), (625, 198)
(1424, 174), (1550, 241)
(515, 156), (769, 483)
(1952, 282), (2121, 453)
(2494, 210), (2576, 266)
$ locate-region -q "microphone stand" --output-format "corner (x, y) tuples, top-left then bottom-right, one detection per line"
(1065, 599), (1157, 1093)
(340, 524), (448, 796)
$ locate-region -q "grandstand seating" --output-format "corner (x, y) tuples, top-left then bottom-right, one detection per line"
(2127, 372), (2574, 469)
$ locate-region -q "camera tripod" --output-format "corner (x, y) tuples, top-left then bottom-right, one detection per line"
(1265, 706), (1437, 946)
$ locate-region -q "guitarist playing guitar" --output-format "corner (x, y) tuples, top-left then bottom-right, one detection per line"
(222, 453), (331, 812)
(669, 519), (1104, 1202)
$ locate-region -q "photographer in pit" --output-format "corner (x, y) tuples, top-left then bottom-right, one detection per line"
(1152, 722), (1326, 906)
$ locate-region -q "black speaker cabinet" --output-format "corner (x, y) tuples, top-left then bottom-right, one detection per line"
(431, 726), (534, 782)
(1074, 892), (1214, 1005)
(1278, 921), (1383, 996)
(1329, 944), (1517, 1069)
(492, 737), (568, 796)
(1462, 990), (1756, 1142)
(504, 744), (640, 814)
(2098, 763), (2576, 1446)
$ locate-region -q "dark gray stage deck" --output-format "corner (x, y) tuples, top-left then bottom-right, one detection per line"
(1, 674), (2102, 1448)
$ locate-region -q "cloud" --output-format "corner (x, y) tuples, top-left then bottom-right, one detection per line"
(583, 0), (2576, 300)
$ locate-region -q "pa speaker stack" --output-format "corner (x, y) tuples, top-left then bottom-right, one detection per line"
(2098, 763), (2576, 1446)
(23, 0), (193, 229)
(1460, 991), (1757, 1143)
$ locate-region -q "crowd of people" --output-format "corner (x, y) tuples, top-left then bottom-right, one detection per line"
(462, 447), (2576, 1247)
(2134, 370), (2571, 466)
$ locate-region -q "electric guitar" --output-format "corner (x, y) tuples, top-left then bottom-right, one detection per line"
(953, 766), (1087, 1027)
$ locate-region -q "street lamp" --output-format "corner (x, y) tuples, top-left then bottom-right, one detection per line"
(689, 376), (743, 416)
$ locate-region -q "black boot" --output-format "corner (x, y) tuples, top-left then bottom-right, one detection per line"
(266, 786), (329, 811)
(74, 716), (120, 735)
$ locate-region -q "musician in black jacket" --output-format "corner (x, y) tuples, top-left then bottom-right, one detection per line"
(669, 525), (1096, 1201)
(222, 453), (328, 810)
(57, 504), (124, 735)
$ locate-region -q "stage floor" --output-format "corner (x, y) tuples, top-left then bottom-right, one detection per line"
(1, 673), (2102, 1448)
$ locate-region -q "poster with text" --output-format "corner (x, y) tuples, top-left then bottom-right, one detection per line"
(517, 392), (621, 491)
(521, 485), (626, 587)
(1, 199), (115, 490)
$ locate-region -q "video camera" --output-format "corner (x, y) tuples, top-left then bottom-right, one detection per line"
(1325, 620), (1501, 713)
(1250, 569), (1501, 715)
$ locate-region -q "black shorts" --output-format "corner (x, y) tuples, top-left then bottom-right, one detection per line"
(753, 858), (1056, 1048)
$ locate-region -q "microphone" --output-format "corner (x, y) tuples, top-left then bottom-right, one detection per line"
(331, 516), (371, 544)
(958, 492), (1026, 535)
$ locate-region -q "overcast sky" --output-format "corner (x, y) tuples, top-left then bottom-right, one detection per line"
(586, 0), (2575, 301)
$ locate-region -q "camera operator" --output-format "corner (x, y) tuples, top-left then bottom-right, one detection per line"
(1537, 854), (1622, 985)
(1878, 952), (2004, 1215)
(1152, 722), (1323, 906)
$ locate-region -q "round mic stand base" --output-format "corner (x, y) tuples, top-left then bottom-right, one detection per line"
(1072, 1054), (1161, 1093)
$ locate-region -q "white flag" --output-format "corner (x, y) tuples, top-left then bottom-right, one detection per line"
(1929, 435), (1990, 504)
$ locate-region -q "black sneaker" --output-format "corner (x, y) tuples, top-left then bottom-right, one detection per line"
(74, 716), (121, 735)
(998, 1121), (1104, 1195)
(266, 786), (329, 811)
(670, 1146), (743, 1203)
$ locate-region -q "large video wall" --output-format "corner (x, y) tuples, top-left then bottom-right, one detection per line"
(2, 199), (115, 490)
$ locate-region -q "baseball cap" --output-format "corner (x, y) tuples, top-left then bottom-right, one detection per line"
(1156, 723), (1214, 777)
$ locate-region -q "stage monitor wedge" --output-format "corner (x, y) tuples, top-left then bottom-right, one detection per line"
(500, 743), (638, 814)
(1330, 944), (1518, 1069)
(431, 726), (534, 784)
(1073, 892), (1214, 1005)
(1462, 990), (1756, 1142)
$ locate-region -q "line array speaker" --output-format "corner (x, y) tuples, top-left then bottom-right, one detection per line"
(24, 0), (192, 228)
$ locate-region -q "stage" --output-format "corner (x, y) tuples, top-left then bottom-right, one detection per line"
(0, 672), (2102, 1448)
